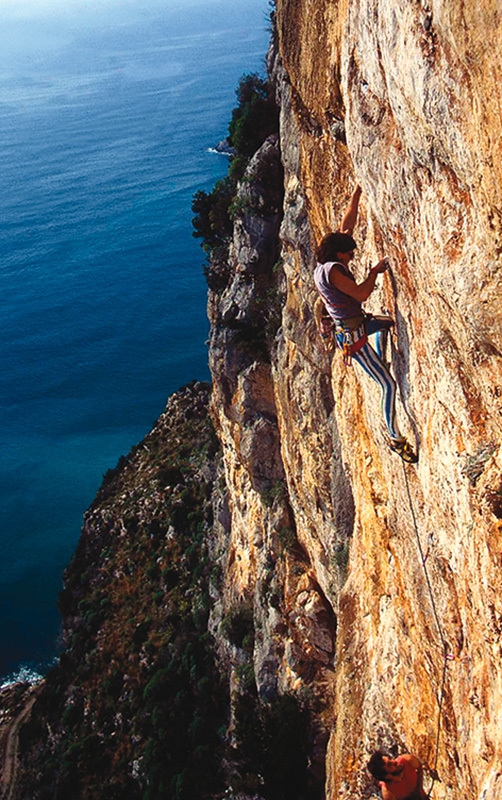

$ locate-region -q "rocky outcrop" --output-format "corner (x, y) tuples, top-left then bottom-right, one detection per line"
(208, 131), (336, 787)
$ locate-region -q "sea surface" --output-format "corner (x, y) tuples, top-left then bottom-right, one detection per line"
(0, 0), (271, 683)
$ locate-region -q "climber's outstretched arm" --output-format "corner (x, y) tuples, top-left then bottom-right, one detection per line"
(340, 185), (362, 235)
(329, 257), (388, 302)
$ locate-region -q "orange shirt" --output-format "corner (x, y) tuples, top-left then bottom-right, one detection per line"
(379, 755), (422, 799)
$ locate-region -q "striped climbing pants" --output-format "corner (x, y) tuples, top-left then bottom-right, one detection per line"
(335, 316), (402, 441)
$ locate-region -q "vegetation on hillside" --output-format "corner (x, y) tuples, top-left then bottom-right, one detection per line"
(15, 384), (227, 800)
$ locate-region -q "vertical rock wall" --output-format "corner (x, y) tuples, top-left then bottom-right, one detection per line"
(211, 3), (502, 798)
(208, 131), (338, 783)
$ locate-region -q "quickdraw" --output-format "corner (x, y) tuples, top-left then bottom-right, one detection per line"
(319, 314), (334, 340)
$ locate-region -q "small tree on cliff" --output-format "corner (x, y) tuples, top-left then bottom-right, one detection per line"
(191, 176), (235, 254)
(191, 71), (279, 286)
(227, 73), (279, 180)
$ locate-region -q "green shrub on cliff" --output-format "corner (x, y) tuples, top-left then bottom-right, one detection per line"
(221, 604), (255, 650)
(191, 72), (279, 276)
(231, 693), (313, 800)
(191, 176), (235, 254)
(227, 73), (279, 179)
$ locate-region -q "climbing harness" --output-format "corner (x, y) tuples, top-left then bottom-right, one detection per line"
(314, 299), (371, 364)
(313, 292), (367, 360)
(402, 464), (450, 798)
(334, 315), (368, 366)
(340, 327), (369, 366)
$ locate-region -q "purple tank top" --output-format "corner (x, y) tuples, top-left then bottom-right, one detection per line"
(314, 261), (362, 321)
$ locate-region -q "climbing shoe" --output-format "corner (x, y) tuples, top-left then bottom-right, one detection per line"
(390, 438), (418, 463)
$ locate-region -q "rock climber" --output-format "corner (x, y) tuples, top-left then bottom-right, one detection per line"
(367, 751), (428, 800)
(313, 185), (417, 463)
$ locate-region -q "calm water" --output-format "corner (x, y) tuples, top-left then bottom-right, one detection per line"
(0, 0), (271, 683)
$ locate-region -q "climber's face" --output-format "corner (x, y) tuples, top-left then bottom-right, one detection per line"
(335, 249), (355, 266)
(381, 757), (404, 778)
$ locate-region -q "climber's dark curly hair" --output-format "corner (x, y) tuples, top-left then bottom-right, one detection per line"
(367, 751), (388, 782)
(316, 231), (357, 263)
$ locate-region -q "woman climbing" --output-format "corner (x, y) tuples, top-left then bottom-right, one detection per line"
(314, 186), (417, 463)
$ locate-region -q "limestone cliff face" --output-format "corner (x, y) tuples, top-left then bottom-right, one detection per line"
(210, 4), (502, 799)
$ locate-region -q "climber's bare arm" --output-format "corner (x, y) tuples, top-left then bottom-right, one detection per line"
(328, 258), (388, 302)
(340, 185), (362, 235)
(379, 784), (398, 800)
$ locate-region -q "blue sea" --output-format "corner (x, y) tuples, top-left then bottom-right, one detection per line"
(0, 0), (271, 683)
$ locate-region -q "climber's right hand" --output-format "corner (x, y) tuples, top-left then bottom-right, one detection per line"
(373, 257), (389, 274)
